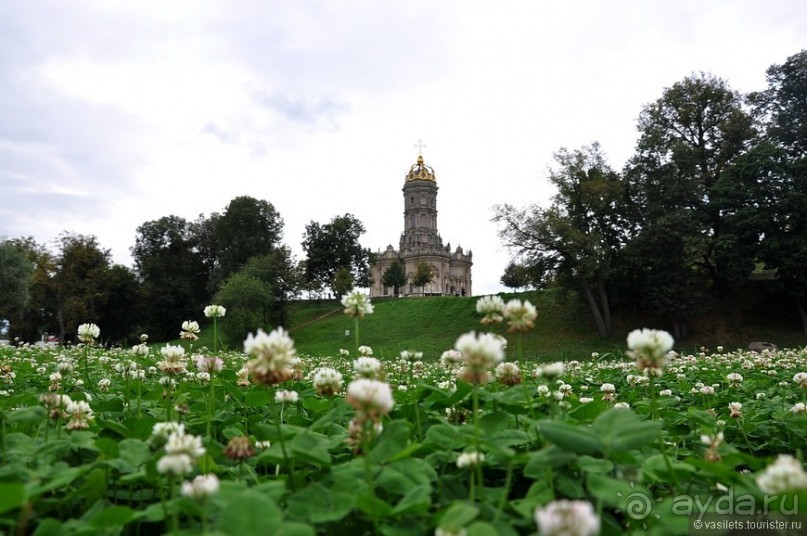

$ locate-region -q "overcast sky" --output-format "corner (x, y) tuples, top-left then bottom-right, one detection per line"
(1, 1), (804, 295)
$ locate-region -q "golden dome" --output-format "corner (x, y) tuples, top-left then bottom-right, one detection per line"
(405, 154), (436, 182)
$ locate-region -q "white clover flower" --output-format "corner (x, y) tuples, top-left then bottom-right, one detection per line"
(181, 474), (220, 500)
(65, 400), (94, 430)
(157, 453), (194, 476)
(726, 372), (743, 386)
(180, 320), (200, 341)
(151, 421), (184, 442)
(793, 372), (807, 388)
(659, 389), (673, 397)
(342, 291), (374, 319)
(346, 378), (394, 419)
(475, 295), (505, 324)
(312, 367), (344, 396)
(195, 355), (223, 374)
(614, 402), (630, 409)
(131, 343), (149, 357)
(627, 328), (674, 373)
(503, 299), (537, 333)
(98, 378), (111, 392)
(728, 402), (742, 418)
(600, 383), (615, 393)
(203, 305), (226, 318)
(534, 500), (600, 536)
(579, 397), (594, 404)
(358, 345), (374, 357)
(536, 384), (550, 397)
(165, 429), (205, 459)
(339, 348), (350, 357)
(790, 402), (806, 414)
(353, 356), (382, 379)
(255, 440), (271, 449)
(756, 455), (807, 494)
(700, 386), (716, 395)
(437, 380), (456, 391)
(439, 349), (464, 371)
(77, 323), (100, 344)
(534, 362), (565, 379)
(456, 451), (485, 469)
(275, 389), (299, 403)
(243, 327), (295, 385)
(454, 331), (505, 384)
(494, 362), (522, 385)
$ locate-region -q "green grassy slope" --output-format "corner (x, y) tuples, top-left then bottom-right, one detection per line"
(287, 290), (621, 362)
(168, 286), (806, 362)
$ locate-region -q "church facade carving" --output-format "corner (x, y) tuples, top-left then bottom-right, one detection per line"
(370, 153), (473, 297)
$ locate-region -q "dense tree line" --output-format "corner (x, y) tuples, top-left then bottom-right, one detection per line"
(496, 50), (807, 337)
(1, 196), (371, 346)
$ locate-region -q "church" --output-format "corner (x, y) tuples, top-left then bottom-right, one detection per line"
(369, 151), (473, 297)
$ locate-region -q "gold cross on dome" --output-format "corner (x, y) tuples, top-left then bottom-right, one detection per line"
(414, 139), (427, 156)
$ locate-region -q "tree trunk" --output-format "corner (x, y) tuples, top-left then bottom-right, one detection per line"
(595, 272), (612, 336)
(582, 281), (609, 337)
(797, 299), (807, 337)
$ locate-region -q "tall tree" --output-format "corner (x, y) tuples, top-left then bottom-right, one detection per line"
(332, 266), (355, 298)
(381, 259), (407, 296)
(747, 50), (807, 333)
(213, 196), (284, 286)
(6, 237), (57, 342)
(302, 213), (371, 295)
(500, 260), (530, 291)
(214, 274), (273, 346)
(132, 216), (208, 340)
(52, 233), (113, 343)
(628, 72), (756, 296)
(238, 248), (300, 327)
(0, 241), (33, 333)
(101, 264), (141, 345)
(413, 262), (433, 295)
(495, 143), (628, 336)
(749, 49), (807, 157)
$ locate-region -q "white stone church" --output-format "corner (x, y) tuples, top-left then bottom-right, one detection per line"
(369, 152), (473, 297)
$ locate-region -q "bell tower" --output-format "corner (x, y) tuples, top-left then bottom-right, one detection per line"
(400, 152), (443, 256)
(368, 144), (472, 298)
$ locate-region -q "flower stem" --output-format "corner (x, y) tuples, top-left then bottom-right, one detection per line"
(354, 317), (360, 351)
(272, 394), (295, 491)
(363, 421), (380, 535)
(207, 374), (215, 439)
(212, 317), (218, 354)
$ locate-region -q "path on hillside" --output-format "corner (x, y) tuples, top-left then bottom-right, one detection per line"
(289, 307), (342, 333)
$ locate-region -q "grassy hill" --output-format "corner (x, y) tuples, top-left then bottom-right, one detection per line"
(287, 290), (612, 362)
(178, 286), (806, 362)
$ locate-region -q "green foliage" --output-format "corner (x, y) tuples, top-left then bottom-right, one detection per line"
(302, 214), (371, 295)
(0, 241), (33, 326)
(2, 330), (807, 534)
(132, 215), (209, 340)
(494, 143), (627, 336)
(381, 260), (407, 296)
(52, 233), (121, 343)
(214, 273), (273, 345)
(412, 262), (433, 294)
(499, 260), (530, 291)
(212, 196), (284, 286)
(332, 266), (354, 298)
